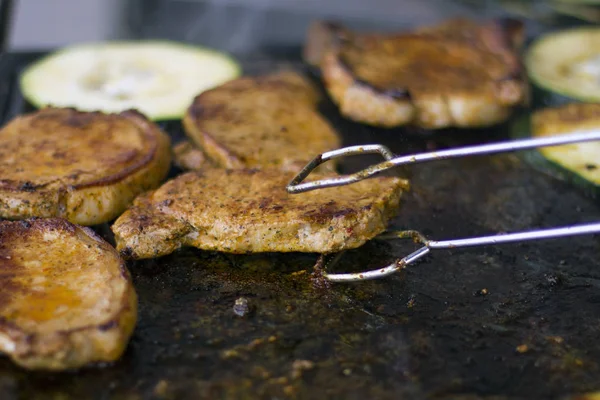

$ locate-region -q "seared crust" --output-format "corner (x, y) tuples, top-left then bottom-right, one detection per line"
(307, 18), (528, 129)
(182, 71), (341, 172)
(112, 169), (409, 259)
(0, 218), (137, 370)
(0, 108), (172, 225)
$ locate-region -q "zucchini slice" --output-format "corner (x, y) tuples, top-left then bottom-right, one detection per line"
(511, 103), (600, 198)
(526, 28), (600, 104)
(19, 41), (241, 121)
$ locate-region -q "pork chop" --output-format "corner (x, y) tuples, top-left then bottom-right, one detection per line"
(304, 18), (528, 129)
(173, 140), (210, 171)
(0, 218), (137, 370)
(112, 168), (409, 259)
(0, 107), (172, 225)
(181, 71), (341, 172)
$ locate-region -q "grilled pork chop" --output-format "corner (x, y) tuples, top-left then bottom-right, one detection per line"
(181, 71), (341, 172)
(304, 18), (528, 129)
(0, 218), (137, 370)
(0, 108), (172, 225)
(173, 140), (209, 171)
(112, 168), (409, 259)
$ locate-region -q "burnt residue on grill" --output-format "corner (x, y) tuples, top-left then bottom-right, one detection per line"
(1, 51), (600, 400)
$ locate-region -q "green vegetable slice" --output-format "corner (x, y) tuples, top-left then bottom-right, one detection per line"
(19, 41), (241, 121)
(526, 27), (600, 103)
(511, 103), (600, 198)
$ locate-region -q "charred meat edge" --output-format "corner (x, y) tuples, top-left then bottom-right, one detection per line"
(305, 18), (529, 127)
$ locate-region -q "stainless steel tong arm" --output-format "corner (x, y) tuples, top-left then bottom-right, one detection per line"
(285, 130), (600, 282)
(325, 223), (600, 282)
(287, 130), (600, 194)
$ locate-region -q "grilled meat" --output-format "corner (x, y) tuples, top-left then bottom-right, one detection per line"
(0, 108), (172, 225)
(305, 18), (528, 129)
(0, 218), (137, 370)
(181, 71), (341, 172)
(173, 140), (209, 171)
(112, 168), (409, 259)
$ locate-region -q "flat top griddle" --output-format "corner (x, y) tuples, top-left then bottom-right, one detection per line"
(1, 48), (600, 400)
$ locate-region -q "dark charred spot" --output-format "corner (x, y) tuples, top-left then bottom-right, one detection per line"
(586, 164), (598, 171)
(340, 55), (412, 101)
(120, 247), (135, 260)
(19, 220), (32, 229)
(381, 87), (411, 100)
(98, 320), (118, 331)
(259, 198), (271, 209)
(134, 214), (150, 226)
(310, 256), (332, 290)
(302, 199), (356, 224)
(19, 182), (37, 192)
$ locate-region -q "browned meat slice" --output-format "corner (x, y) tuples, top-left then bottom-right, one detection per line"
(181, 71), (341, 172)
(173, 140), (209, 171)
(304, 18), (528, 129)
(0, 218), (137, 370)
(112, 168), (409, 259)
(0, 108), (172, 225)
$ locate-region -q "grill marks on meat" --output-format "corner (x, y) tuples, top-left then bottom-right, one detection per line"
(305, 18), (528, 129)
(112, 169), (409, 259)
(0, 108), (172, 225)
(0, 218), (137, 370)
(179, 71), (341, 173)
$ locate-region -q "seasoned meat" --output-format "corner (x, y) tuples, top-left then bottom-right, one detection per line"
(0, 107), (172, 225)
(0, 218), (137, 370)
(112, 168), (409, 259)
(305, 18), (528, 129)
(181, 71), (341, 172)
(173, 140), (209, 171)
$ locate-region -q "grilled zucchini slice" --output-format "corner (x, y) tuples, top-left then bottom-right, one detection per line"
(526, 27), (600, 105)
(20, 41), (241, 121)
(512, 103), (600, 198)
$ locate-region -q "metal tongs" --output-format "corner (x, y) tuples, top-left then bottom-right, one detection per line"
(286, 131), (600, 282)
